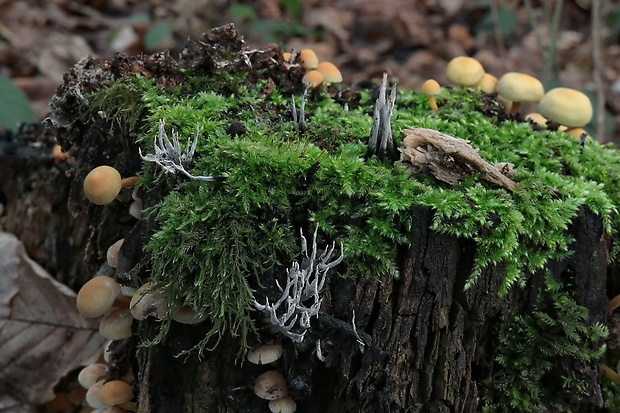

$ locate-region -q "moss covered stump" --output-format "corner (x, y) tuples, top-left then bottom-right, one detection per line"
(41, 24), (620, 412)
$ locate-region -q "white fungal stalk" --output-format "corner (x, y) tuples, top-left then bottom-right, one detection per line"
(253, 228), (343, 342)
(367, 72), (397, 161)
(140, 119), (217, 181)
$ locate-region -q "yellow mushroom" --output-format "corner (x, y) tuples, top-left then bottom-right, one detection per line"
(421, 79), (441, 111)
(83, 166), (138, 205)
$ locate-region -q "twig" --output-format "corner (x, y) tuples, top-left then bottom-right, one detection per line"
(591, 0), (606, 141)
(490, 0), (508, 68)
(548, 0), (564, 81)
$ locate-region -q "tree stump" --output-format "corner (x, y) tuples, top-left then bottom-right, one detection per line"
(5, 24), (614, 412)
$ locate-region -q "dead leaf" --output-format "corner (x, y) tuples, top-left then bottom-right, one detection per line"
(0, 231), (104, 410)
(397, 128), (516, 191)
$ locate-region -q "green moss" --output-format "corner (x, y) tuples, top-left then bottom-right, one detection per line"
(87, 66), (620, 365)
(88, 75), (156, 137)
(481, 274), (609, 412)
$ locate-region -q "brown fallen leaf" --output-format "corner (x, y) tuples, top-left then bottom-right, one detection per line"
(397, 127), (516, 191)
(0, 231), (104, 411)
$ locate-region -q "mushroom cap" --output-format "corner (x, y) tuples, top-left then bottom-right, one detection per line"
(172, 304), (208, 324)
(537, 87), (593, 128)
(476, 73), (498, 94)
(525, 112), (548, 128)
(316, 61), (342, 83)
(298, 49), (319, 69)
(565, 127), (592, 142)
(497, 72), (544, 103)
(99, 308), (133, 340)
(85, 381), (106, 408)
(76, 276), (122, 318)
(78, 363), (108, 389)
(254, 370), (289, 400)
(106, 239), (124, 269)
(99, 380), (133, 406)
(247, 343), (283, 365)
(84, 166), (122, 205)
(269, 395), (297, 413)
(130, 282), (168, 320)
(302, 70), (324, 88)
(421, 79), (441, 95)
(445, 56), (485, 87)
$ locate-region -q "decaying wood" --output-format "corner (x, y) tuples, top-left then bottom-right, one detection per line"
(397, 127), (516, 191)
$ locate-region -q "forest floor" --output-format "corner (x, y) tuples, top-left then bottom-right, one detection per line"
(1, 0), (619, 142)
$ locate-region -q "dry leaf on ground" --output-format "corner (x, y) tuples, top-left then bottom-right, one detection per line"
(0, 231), (104, 411)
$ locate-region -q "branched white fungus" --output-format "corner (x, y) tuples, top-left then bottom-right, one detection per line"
(253, 228), (343, 342)
(140, 119), (217, 181)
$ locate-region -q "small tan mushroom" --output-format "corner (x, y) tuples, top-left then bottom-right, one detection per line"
(476, 73), (498, 94)
(51, 144), (67, 163)
(172, 304), (208, 324)
(609, 293), (620, 314)
(537, 87), (593, 128)
(298, 49), (319, 69)
(76, 276), (122, 318)
(446, 56), (485, 88)
(99, 380), (133, 406)
(83, 166), (138, 205)
(130, 283), (168, 320)
(129, 188), (143, 219)
(302, 70), (324, 89)
(602, 364), (620, 385)
(247, 343), (283, 365)
(106, 239), (124, 269)
(316, 61), (342, 84)
(269, 395), (297, 413)
(78, 363), (108, 389)
(421, 79), (441, 111)
(497, 72), (544, 114)
(564, 127), (592, 142)
(254, 370), (289, 400)
(99, 308), (133, 340)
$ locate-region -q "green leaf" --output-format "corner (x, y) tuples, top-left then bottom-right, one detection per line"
(0, 76), (37, 130)
(144, 20), (174, 52)
(474, 6), (518, 38)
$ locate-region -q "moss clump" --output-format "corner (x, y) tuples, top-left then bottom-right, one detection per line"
(481, 274), (609, 412)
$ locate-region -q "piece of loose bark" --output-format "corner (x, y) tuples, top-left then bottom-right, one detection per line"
(0, 231), (104, 410)
(396, 127), (516, 191)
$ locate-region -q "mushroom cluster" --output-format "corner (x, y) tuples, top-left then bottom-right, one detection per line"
(74, 236), (207, 411)
(284, 48), (343, 91)
(437, 56), (594, 140)
(247, 342), (297, 413)
(77, 350), (136, 411)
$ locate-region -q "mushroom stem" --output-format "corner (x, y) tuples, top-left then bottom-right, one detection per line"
(428, 96), (438, 111)
(608, 293), (620, 314)
(509, 101), (522, 114)
(602, 364), (620, 385)
(120, 176), (139, 188)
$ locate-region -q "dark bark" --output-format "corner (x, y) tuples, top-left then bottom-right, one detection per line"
(127, 204), (609, 413)
(0, 124), (89, 291)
